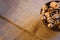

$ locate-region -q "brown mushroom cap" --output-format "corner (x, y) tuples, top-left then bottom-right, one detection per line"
(40, 15), (46, 20)
(48, 23), (53, 28)
(52, 13), (59, 19)
(50, 2), (59, 9)
(58, 25), (60, 29)
(45, 12), (50, 18)
(42, 5), (48, 11)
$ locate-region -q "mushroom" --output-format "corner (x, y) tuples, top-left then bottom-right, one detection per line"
(58, 25), (60, 29)
(48, 8), (53, 13)
(40, 15), (46, 20)
(41, 10), (45, 13)
(50, 2), (59, 9)
(52, 13), (59, 19)
(42, 5), (48, 11)
(56, 20), (60, 25)
(47, 17), (54, 23)
(45, 12), (50, 18)
(48, 23), (53, 28)
(58, 2), (60, 7)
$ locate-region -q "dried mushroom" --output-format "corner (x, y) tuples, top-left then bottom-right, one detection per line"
(50, 2), (59, 9)
(42, 5), (48, 11)
(40, 1), (60, 30)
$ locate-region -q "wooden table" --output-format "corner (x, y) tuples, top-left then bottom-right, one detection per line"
(1, 0), (60, 40)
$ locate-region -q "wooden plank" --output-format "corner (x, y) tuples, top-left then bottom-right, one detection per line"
(0, 18), (24, 40)
(13, 31), (40, 40)
(35, 20), (60, 40)
(0, 0), (52, 32)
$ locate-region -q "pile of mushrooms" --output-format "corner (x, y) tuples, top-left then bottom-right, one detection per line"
(40, 1), (60, 29)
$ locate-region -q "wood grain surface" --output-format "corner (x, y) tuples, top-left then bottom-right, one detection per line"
(1, 0), (60, 40)
(0, 0), (52, 32)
